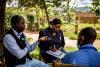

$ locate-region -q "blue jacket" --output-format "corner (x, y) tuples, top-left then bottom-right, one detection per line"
(38, 27), (65, 51)
(62, 44), (100, 67)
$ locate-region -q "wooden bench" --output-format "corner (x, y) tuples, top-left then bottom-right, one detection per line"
(53, 61), (79, 67)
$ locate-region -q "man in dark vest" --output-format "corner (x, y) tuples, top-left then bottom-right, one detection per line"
(3, 15), (49, 67)
(38, 18), (65, 63)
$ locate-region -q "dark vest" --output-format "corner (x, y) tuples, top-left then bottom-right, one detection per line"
(3, 29), (32, 67)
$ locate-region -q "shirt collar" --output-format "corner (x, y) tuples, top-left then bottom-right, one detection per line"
(78, 43), (97, 51)
(12, 28), (23, 37)
(80, 43), (94, 48)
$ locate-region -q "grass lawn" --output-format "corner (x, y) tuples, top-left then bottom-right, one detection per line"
(61, 23), (100, 40)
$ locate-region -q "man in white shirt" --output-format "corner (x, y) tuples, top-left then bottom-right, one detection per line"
(3, 15), (49, 67)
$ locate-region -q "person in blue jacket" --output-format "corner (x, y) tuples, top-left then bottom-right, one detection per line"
(62, 27), (100, 67)
(38, 18), (65, 63)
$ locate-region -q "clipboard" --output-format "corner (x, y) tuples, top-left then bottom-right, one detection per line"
(46, 50), (65, 59)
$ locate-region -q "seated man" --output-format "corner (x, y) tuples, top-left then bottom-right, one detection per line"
(38, 18), (65, 63)
(3, 15), (49, 67)
(62, 27), (100, 66)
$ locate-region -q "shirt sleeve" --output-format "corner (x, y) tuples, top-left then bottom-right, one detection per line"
(3, 34), (28, 59)
(25, 40), (39, 52)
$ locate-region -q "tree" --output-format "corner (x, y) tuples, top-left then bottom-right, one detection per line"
(66, 0), (71, 22)
(0, 0), (7, 64)
(0, 0), (6, 39)
(19, 0), (65, 23)
(19, 0), (49, 23)
(91, 0), (100, 15)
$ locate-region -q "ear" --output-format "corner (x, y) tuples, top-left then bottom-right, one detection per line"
(81, 35), (84, 41)
(77, 35), (84, 45)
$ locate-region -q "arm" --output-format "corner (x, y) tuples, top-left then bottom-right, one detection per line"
(60, 31), (65, 48)
(38, 31), (44, 49)
(25, 40), (39, 52)
(38, 30), (52, 50)
(3, 34), (28, 59)
(39, 31), (44, 38)
(25, 33), (48, 52)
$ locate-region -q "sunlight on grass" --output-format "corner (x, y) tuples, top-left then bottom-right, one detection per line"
(30, 47), (40, 59)
(61, 23), (100, 40)
(64, 46), (78, 52)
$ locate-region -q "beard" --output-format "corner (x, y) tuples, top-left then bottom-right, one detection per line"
(17, 27), (25, 33)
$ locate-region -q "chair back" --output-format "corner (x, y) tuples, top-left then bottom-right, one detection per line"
(53, 61), (79, 67)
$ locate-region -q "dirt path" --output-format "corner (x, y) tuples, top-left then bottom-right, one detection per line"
(24, 32), (100, 48)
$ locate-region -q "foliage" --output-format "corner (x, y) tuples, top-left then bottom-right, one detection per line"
(5, 7), (27, 30)
(5, 10), (13, 30)
(30, 47), (40, 59)
(97, 33), (100, 40)
(19, 0), (64, 8)
(27, 14), (34, 31)
(90, 0), (100, 15)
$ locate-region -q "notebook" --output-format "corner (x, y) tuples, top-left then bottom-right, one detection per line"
(46, 50), (65, 59)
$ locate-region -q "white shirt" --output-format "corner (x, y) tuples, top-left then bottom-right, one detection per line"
(3, 29), (39, 59)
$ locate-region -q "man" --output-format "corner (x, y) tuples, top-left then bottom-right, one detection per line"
(3, 15), (49, 67)
(38, 18), (65, 63)
(62, 27), (100, 67)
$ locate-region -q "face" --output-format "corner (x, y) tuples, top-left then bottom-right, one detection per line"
(16, 17), (25, 33)
(52, 24), (61, 32)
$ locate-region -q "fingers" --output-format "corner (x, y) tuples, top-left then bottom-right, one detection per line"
(39, 36), (48, 41)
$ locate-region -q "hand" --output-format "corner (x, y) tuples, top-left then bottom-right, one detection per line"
(49, 47), (52, 50)
(58, 47), (62, 51)
(38, 36), (48, 42)
(51, 48), (57, 52)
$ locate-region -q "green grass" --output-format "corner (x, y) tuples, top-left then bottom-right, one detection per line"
(64, 32), (77, 40)
(61, 23), (100, 40)
(64, 46), (77, 52)
(30, 47), (40, 60)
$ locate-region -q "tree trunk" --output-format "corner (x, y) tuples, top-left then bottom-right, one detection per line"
(44, 7), (49, 23)
(66, 0), (71, 23)
(43, 0), (49, 24)
(0, 0), (6, 57)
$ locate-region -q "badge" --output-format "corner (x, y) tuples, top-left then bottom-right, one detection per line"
(53, 33), (56, 36)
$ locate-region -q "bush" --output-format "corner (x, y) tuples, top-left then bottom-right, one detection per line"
(97, 33), (100, 40)
(30, 47), (40, 59)
(64, 32), (77, 40)
(27, 15), (34, 31)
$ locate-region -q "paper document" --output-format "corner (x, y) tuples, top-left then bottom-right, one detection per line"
(46, 50), (65, 59)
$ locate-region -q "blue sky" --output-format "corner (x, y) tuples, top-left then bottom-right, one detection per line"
(70, 0), (92, 7)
